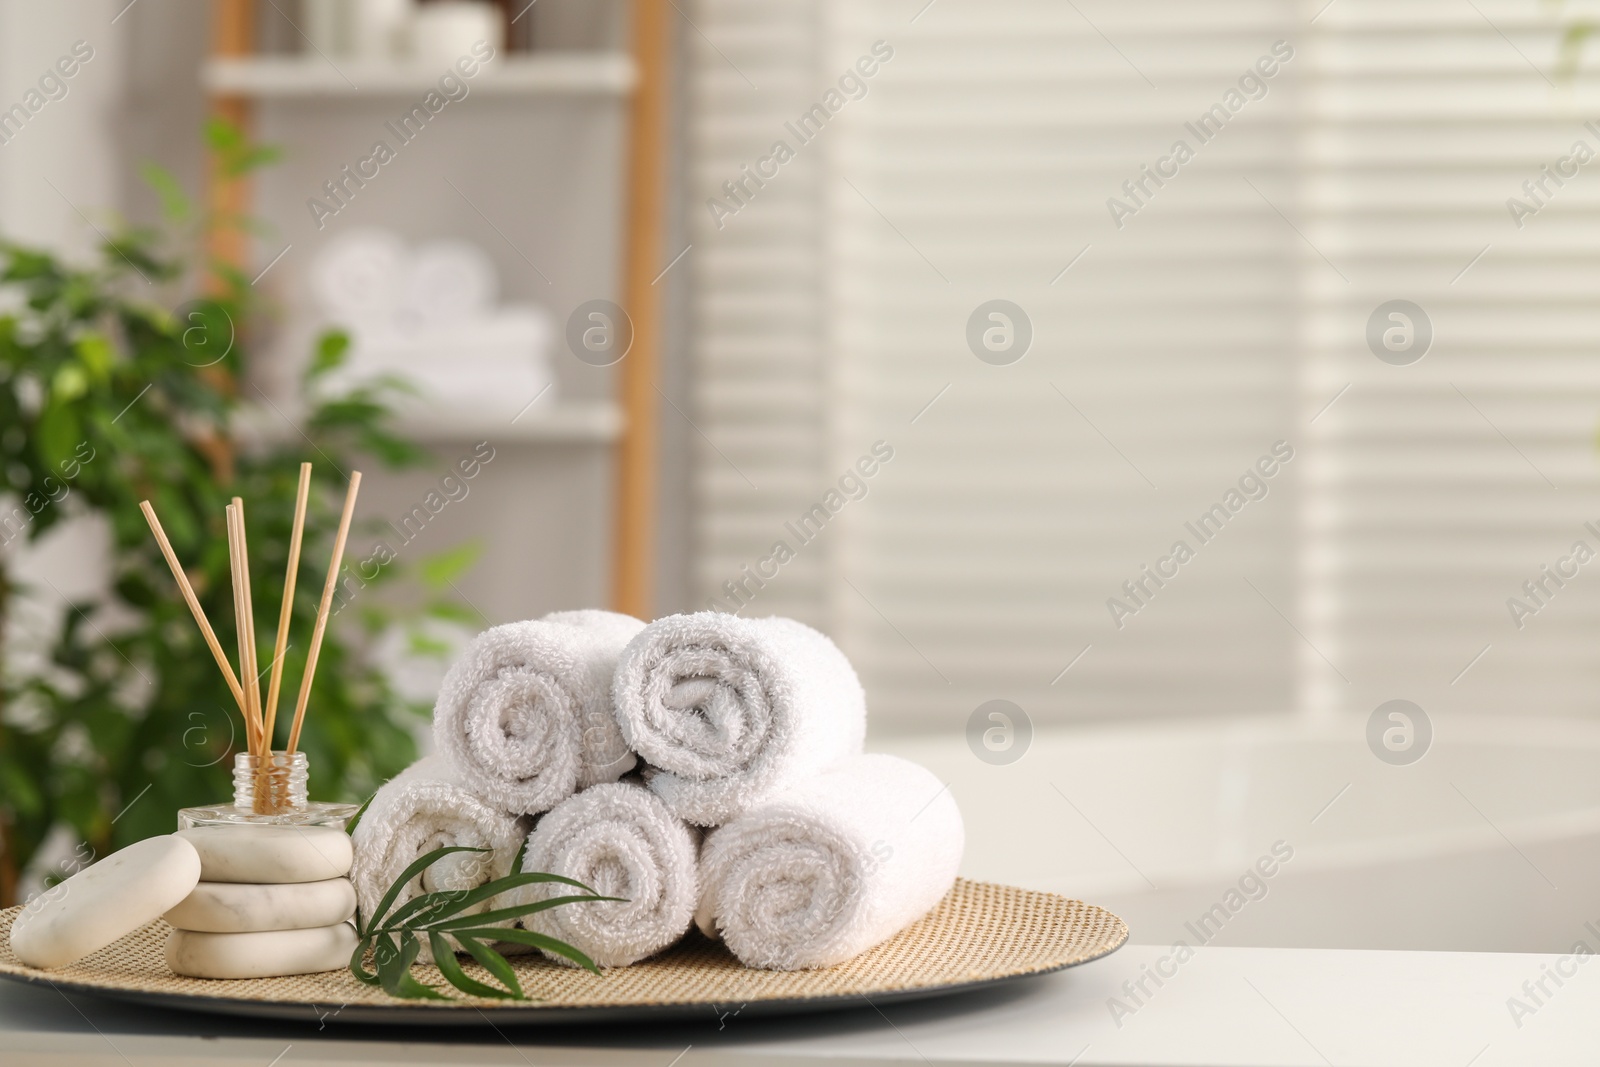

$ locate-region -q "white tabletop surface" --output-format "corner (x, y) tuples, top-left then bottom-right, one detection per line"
(3, 944), (1596, 1066)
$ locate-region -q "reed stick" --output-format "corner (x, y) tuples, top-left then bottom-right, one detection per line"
(262, 463), (311, 752)
(233, 498), (265, 757)
(225, 503), (263, 757)
(286, 470), (361, 754)
(223, 503), (250, 753)
(231, 501), (280, 813)
(139, 500), (246, 715)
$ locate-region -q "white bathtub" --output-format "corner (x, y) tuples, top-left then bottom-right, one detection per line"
(879, 714), (1600, 953)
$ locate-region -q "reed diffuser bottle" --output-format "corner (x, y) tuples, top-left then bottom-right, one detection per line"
(177, 751), (360, 829)
(144, 463), (364, 830)
(145, 464), (369, 979)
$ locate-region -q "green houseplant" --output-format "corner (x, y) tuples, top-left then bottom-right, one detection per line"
(0, 123), (443, 906)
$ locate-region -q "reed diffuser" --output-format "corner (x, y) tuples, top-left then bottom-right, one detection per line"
(141, 463), (364, 826)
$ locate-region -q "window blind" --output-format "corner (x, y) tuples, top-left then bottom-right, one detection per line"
(686, 0), (1600, 730)
(1300, 0), (1600, 720)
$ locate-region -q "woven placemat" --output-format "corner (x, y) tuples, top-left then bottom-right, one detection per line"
(0, 880), (1125, 1016)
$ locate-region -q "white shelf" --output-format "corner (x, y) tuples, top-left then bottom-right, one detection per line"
(203, 53), (636, 98)
(239, 400), (623, 447)
(397, 400), (623, 444)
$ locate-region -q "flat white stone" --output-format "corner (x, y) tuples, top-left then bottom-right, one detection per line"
(9, 836), (201, 970)
(175, 824), (353, 884)
(165, 923), (357, 979)
(164, 878), (356, 933)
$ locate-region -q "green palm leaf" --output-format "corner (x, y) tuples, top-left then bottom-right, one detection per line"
(348, 935), (379, 985)
(377, 871), (603, 933)
(374, 932), (449, 1000)
(421, 894), (622, 932)
(430, 932), (520, 999)
(349, 843), (621, 999)
(477, 926), (603, 974)
(456, 934), (524, 998)
(359, 845), (486, 934)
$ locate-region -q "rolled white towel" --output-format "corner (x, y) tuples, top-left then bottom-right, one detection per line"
(512, 781), (698, 968)
(401, 239), (497, 329)
(695, 754), (964, 971)
(612, 613), (866, 826)
(308, 227), (406, 327)
(434, 611), (645, 815)
(542, 610), (650, 788)
(349, 757), (529, 952)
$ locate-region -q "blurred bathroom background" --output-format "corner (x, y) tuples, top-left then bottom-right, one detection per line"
(5, 0), (1600, 953)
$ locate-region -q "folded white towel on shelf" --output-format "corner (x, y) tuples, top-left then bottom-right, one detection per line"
(433, 610), (645, 815)
(695, 754), (964, 971)
(401, 239), (497, 329)
(349, 757), (529, 954)
(512, 780), (699, 968)
(308, 227), (406, 329)
(612, 613), (866, 826)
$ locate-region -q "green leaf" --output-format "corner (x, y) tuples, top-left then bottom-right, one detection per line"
(139, 163), (191, 223)
(455, 934), (524, 999)
(224, 144), (284, 178)
(360, 845), (488, 934)
(105, 233), (178, 282)
(418, 542), (483, 590)
(356, 427), (430, 467)
(174, 300), (236, 369)
(1, 244), (56, 281)
(425, 600), (484, 625)
(73, 333), (114, 381)
(374, 931), (449, 1000)
(346, 846), (617, 1000)
(376, 871), (604, 934)
(430, 933), (520, 999)
(0, 762), (44, 816)
(349, 936), (380, 985)
(207, 259), (251, 297)
(510, 835), (529, 880)
(378, 885), (485, 933)
(51, 364), (88, 403)
(464, 927), (603, 975)
(344, 791), (376, 837)
(307, 330), (349, 380)
(203, 116), (245, 152)
(406, 632), (453, 657)
(421, 894), (622, 933)
(35, 405), (80, 474)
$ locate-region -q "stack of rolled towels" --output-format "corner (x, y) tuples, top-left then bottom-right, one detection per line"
(351, 609), (964, 971)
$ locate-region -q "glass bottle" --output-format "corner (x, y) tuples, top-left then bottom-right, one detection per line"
(178, 751), (360, 829)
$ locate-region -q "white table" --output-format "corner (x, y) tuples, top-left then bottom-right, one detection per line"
(3, 945), (1596, 1065)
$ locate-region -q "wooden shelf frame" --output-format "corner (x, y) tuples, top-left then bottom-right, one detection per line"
(203, 1), (667, 618)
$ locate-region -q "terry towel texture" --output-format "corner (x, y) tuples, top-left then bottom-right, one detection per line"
(612, 613), (866, 826)
(349, 757), (529, 954)
(694, 754), (964, 971)
(513, 780), (699, 968)
(434, 610), (645, 815)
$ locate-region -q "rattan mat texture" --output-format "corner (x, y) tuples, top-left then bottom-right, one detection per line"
(0, 879), (1126, 1014)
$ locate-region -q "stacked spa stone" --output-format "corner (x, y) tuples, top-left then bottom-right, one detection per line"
(163, 824), (358, 979)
